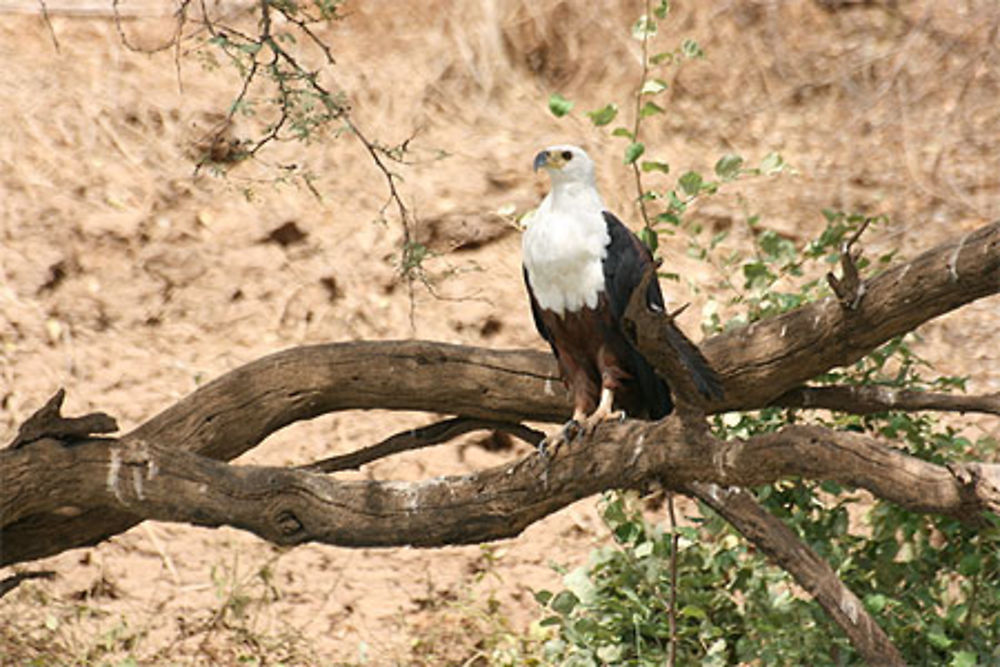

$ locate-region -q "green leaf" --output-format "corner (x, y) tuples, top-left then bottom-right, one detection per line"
(563, 566), (597, 603)
(653, 0), (670, 19)
(611, 127), (635, 140)
(573, 617), (599, 636)
(650, 51), (674, 65)
(640, 78), (669, 95)
(602, 496), (627, 523)
(624, 142), (645, 164)
(957, 553), (982, 576)
(533, 589), (553, 606)
(639, 101), (665, 118)
(679, 604), (707, 620)
(639, 226), (658, 253)
(586, 103), (618, 126)
(927, 631), (953, 650)
(714, 153), (744, 180)
(760, 152), (786, 174)
(950, 650), (979, 667)
(640, 160), (670, 174)
(681, 38), (704, 58)
(596, 644), (624, 663)
(631, 15), (657, 40)
(237, 42), (263, 55)
(548, 93), (574, 117)
(655, 211), (681, 226)
(550, 590), (580, 615)
(678, 170), (703, 196)
(863, 593), (889, 614)
(742, 259), (775, 289)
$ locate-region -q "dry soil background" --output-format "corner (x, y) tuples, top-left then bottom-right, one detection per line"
(1, 0), (999, 664)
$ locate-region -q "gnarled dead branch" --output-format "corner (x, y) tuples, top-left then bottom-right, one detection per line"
(2, 220), (997, 566)
(1, 220), (998, 664)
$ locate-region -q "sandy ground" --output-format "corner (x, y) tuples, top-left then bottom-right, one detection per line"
(2, 1), (999, 664)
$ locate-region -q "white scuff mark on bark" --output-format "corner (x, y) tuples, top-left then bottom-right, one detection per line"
(780, 324), (788, 338)
(701, 481), (726, 503)
(877, 386), (898, 406)
(544, 378), (555, 395)
(107, 448), (124, 502)
(947, 232), (970, 282)
(840, 590), (861, 625)
(718, 443), (743, 482)
(628, 433), (645, 466)
(382, 480), (426, 513)
(132, 467), (145, 500)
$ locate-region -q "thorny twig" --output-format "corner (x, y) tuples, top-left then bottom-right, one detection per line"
(37, 0), (60, 53)
(113, 0), (190, 93)
(140, 0), (424, 325)
(631, 0), (654, 231)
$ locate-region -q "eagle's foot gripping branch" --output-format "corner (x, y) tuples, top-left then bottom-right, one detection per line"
(536, 388), (627, 458)
(578, 387), (624, 436)
(580, 407), (626, 436)
(537, 418), (582, 458)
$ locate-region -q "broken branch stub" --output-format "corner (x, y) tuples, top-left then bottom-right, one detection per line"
(6, 388), (118, 450)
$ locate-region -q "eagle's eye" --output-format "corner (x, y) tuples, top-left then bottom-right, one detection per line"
(561, 150), (573, 161)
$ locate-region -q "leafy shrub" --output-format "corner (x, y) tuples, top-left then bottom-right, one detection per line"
(534, 213), (1000, 665)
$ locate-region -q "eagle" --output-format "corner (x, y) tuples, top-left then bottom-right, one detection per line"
(522, 144), (722, 444)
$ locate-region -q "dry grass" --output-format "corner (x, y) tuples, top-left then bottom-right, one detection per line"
(1, 0), (998, 663)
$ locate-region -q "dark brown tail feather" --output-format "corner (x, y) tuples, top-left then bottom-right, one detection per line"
(662, 322), (725, 401)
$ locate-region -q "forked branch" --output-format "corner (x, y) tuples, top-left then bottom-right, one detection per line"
(2, 220), (998, 664)
(5, 411), (998, 552)
(2, 220), (998, 567)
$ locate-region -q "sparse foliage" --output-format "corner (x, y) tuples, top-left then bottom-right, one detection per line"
(533, 213), (1000, 665)
(532, 6), (999, 665)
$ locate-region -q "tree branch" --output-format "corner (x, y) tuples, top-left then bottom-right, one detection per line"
(4, 413), (998, 566)
(3, 221), (997, 665)
(703, 219), (1000, 409)
(771, 385), (1000, 416)
(300, 417), (544, 473)
(2, 221), (998, 566)
(9, 412), (995, 661)
(688, 483), (905, 666)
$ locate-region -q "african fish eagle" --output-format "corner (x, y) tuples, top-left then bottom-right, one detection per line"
(522, 144), (721, 442)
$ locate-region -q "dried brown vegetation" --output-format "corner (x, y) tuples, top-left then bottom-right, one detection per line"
(1, 0), (999, 663)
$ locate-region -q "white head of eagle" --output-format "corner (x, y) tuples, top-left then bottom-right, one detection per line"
(522, 145), (610, 316)
(521, 144), (721, 440)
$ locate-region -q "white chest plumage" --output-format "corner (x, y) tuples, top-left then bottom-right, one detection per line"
(522, 183), (610, 316)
